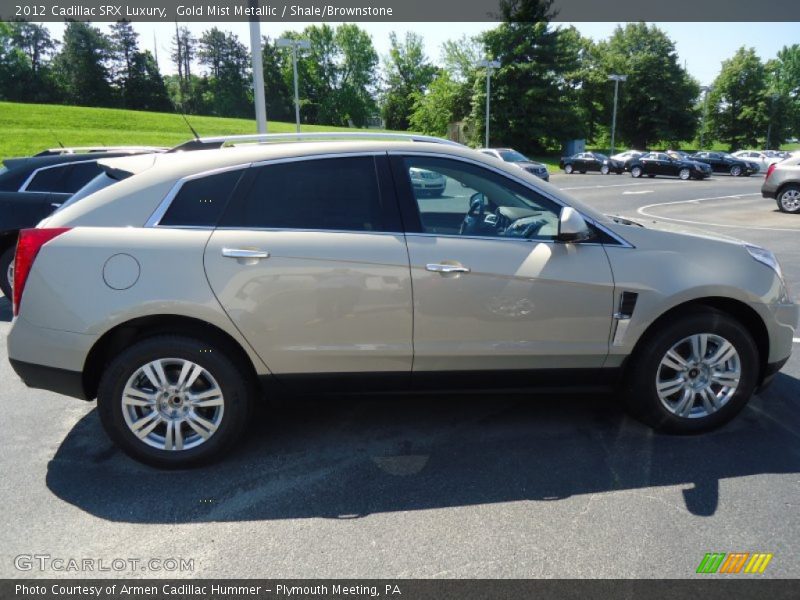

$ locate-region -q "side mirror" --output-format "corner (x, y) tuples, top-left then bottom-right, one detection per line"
(557, 207), (592, 242)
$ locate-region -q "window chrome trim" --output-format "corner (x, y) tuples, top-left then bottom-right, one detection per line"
(18, 158), (100, 192)
(145, 152), (386, 229)
(389, 150), (635, 248)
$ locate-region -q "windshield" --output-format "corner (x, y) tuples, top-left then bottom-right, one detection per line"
(498, 150), (530, 163)
(593, 153), (609, 161)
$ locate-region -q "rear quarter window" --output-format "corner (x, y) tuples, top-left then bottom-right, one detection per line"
(159, 169), (244, 227)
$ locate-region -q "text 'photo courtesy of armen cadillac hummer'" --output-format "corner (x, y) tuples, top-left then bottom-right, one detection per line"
(6, 133), (798, 468)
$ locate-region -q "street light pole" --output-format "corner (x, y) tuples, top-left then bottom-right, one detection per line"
(248, 1), (267, 134)
(608, 74), (627, 156)
(277, 38), (311, 133)
(477, 59), (501, 147)
(699, 85), (711, 149)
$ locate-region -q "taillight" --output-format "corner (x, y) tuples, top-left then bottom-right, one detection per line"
(13, 228), (71, 316)
(766, 163), (776, 180)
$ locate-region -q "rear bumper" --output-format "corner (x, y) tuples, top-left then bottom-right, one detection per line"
(761, 187), (777, 199)
(9, 359), (88, 400)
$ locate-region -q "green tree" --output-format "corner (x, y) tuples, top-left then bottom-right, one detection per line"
(409, 72), (464, 136)
(198, 28), (252, 118)
(5, 21), (59, 102)
(260, 37), (292, 122)
(470, 19), (583, 152)
(381, 32), (438, 130)
(0, 22), (29, 100)
(764, 45), (800, 148)
(126, 50), (172, 112)
(52, 21), (113, 107)
(109, 20), (139, 106)
(559, 26), (607, 145)
(600, 23), (699, 149)
(707, 47), (767, 150)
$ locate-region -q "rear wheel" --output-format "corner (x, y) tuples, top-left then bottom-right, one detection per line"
(600, 164), (610, 175)
(97, 335), (253, 468)
(777, 185), (800, 214)
(624, 309), (758, 433)
(0, 246), (13, 300)
(631, 166), (643, 178)
(730, 165), (742, 177)
(679, 168), (691, 180)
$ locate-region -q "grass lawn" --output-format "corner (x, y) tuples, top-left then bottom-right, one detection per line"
(0, 101), (378, 159)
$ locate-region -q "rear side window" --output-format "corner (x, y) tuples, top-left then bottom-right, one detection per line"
(221, 157), (384, 232)
(25, 164), (70, 192)
(160, 169), (244, 227)
(60, 161), (102, 193)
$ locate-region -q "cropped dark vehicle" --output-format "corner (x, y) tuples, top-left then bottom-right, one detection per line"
(689, 151), (760, 177)
(0, 150), (155, 298)
(625, 152), (711, 180)
(559, 152), (624, 175)
(479, 148), (550, 181)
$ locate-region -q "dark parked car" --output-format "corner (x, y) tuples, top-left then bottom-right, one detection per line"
(559, 152), (624, 175)
(625, 152), (712, 180)
(689, 151), (760, 177)
(0, 150), (155, 299)
(479, 148), (550, 181)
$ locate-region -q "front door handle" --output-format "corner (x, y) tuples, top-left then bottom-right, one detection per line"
(426, 263), (470, 274)
(222, 248), (270, 259)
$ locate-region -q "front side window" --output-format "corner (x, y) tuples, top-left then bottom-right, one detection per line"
(401, 156), (562, 241)
(221, 156), (384, 232)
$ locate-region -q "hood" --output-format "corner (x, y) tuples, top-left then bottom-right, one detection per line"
(605, 213), (747, 247)
(514, 161), (547, 169)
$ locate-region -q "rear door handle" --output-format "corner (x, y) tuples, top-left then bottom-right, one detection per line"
(222, 248), (270, 259)
(426, 263), (470, 274)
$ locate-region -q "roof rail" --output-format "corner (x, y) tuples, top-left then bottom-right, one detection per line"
(168, 132), (465, 152)
(35, 146), (167, 157)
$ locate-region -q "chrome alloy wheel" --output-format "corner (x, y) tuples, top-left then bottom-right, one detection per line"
(655, 333), (741, 419)
(780, 188), (800, 212)
(121, 358), (225, 451)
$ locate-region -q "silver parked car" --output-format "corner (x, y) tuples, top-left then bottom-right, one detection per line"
(478, 148), (550, 181)
(761, 154), (800, 213)
(7, 133), (798, 468)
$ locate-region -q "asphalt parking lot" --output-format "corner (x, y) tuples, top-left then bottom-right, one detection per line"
(1, 172), (798, 579)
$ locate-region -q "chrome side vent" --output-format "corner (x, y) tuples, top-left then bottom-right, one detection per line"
(612, 291), (639, 346)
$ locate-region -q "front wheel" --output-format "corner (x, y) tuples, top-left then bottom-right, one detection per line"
(777, 185), (800, 214)
(0, 246), (13, 300)
(600, 164), (610, 175)
(624, 309), (758, 433)
(97, 335), (254, 468)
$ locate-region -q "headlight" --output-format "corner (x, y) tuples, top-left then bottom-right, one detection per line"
(745, 244), (783, 279)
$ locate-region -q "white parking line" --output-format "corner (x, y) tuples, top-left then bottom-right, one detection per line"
(559, 180), (692, 191)
(636, 193), (800, 232)
(622, 190), (654, 195)
(794, 338), (800, 344)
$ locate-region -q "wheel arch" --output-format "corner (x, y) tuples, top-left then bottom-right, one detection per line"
(626, 296), (769, 384)
(82, 314), (261, 400)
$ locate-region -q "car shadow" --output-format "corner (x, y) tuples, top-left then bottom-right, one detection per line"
(45, 369), (800, 524)
(0, 296), (10, 322)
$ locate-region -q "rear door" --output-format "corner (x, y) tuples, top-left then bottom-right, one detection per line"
(204, 154), (413, 389)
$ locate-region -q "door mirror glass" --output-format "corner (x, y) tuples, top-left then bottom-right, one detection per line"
(557, 207), (592, 242)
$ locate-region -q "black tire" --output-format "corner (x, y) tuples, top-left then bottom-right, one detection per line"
(579, 170), (587, 174)
(0, 245), (13, 300)
(647, 174), (656, 178)
(678, 168), (691, 181)
(623, 308), (759, 433)
(600, 164), (610, 175)
(564, 164), (574, 174)
(631, 166), (643, 178)
(97, 335), (254, 468)
(730, 165), (742, 177)
(776, 184), (800, 214)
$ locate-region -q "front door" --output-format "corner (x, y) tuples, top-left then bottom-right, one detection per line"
(203, 155), (413, 388)
(390, 155), (616, 380)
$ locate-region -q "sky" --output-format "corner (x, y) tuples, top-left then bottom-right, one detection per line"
(43, 21), (799, 87)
